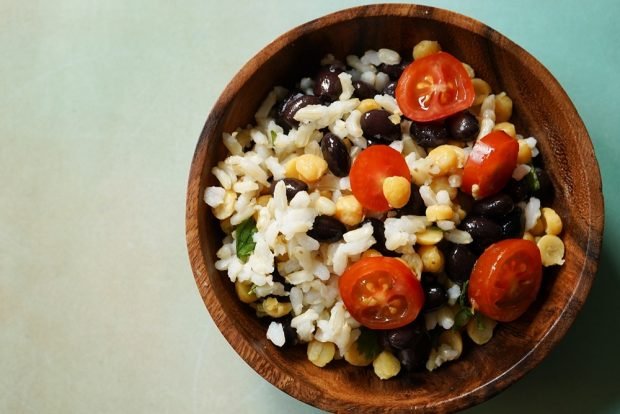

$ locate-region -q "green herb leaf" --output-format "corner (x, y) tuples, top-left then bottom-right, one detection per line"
(235, 218), (258, 262)
(476, 313), (486, 331)
(270, 130), (277, 146)
(526, 166), (540, 193)
(454, 307), (473, 329)
(458, 280), (469, 307)
(356, 328), (381, 360)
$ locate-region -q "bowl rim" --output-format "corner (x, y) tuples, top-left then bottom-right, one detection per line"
(186, 3), (604, 413)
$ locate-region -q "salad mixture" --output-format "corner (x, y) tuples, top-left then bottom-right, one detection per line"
(204, 40), (565, 379)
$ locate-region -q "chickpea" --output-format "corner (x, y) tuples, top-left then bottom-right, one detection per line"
(382, 176), (411, 208)
(307, 340), (336, 367)
(495, 92), (513, 123)
(372, 350), (401, 379)
(466, 314), (497, 345)
(413, 40), (442, 60)
(542, 207), (563, 235)
(262, 297), (292, 318)
(357, 99), (381, 114)
(430, 176), (457, 200)
(235, 280), (258, 304)
(493, 122), (517, 138)
(426, 205), (454, 222)
(472, 78), (492, 106)
(335, 195), (364, 226)
(517, 139), (533, 164)
(361, 249), (383, 259)
(426, 145), (464, 176)
(416, 228), (443, 245)
(295, 154), (328, 183)
(418, 245), (444, 273)
(530, 216), (545, 236)
(462, 62), (475, 78)
(315, 196), (336, 216)
(344, 342), (374, 367)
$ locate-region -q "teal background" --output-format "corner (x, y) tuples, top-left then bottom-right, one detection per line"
(1, 1), (618, 413)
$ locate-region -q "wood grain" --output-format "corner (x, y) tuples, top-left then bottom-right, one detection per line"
(186, 4), (604, 413)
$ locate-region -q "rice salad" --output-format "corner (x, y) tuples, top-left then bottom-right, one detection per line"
(204, 40), (565, 379)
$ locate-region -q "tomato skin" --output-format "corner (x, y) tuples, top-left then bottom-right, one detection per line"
(396, 51), (475, 122)
(339, 257), (424, 330)
(468, 239), (543, 322)
(461, 130), (519, 199)
(349, 145), (410, 212)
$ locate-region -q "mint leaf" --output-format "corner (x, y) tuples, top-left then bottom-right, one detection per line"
(454, 307), (473, 329)
(356, 328), (381, 360)
(270, 130), (277, 146)
(235, 218), (257, 262)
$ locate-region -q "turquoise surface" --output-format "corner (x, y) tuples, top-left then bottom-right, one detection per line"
(2, 1), (618, 413)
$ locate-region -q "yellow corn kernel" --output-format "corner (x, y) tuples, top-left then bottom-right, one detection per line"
(413, 40), (442, 60)
(495, 92), (513, 123)
(429, 176), (457, 200)
(262, 297), (292, 318)
(295, 154), (328, 183)
(344, 342), (374, 367)
(523, 231), (535, 242)
(307, 340), (336, 368)
(466, 314), (497, 345)
(472, 78), (492, 106)
(357, 98), (381, 114)
(372, 350), (401, 380)
(426, 145), (463, 176)
(418, 245), (444, 273)
(335, 195), (364, 226)
(416, 228), (443, 245)
(235, 280), (258, 304)
(530, 216), (545, 236)
(382, 176), (411, 209)
(493, 122), (517, 139)
(213, 190), (237, 220)
(361, 249), (383, 259)
(517, 139), (533, 164)
(426, 205), (454, 222)
(537, 234), (565, 266)
(542, 207), (563, 235)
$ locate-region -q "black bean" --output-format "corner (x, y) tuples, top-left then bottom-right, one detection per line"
(362, 218), (398, 257)
(365, 136), (392, 147)
(506, 178), (530, 202)
(445, 243), (478, 284)
(395, 183), (425, 216)
(410, 121), (449, 147)
(423, 283), (448, 312)
(386, 326), (417, 350)
(395, 323), (431, 372)
(382, 80), (397, 97)
(307, 215), (347, 243)
(313, 68), (342, 102)
(499, 206), (525, 238)
(533, 167), (553, 202)
(456, 191), (475, 214)
(269, 178), (308, 201)
(378, 61), (410, 80)
(278, 93), (322, 129)
(360, 109), (401, 142)
(460, 215), (504, 253)
(320, 133), (350, 177)
(353, 80), (376, 100)
(446, 111), (480, 141)
(471, 193), (514, 218)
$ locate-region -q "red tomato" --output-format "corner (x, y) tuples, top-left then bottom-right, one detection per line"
(395, 51), (475, 122)
(468, 239), (543, 322)
(461, 130), (519, 199)
(349, 145), (410, 212)
(339, 257), (424, 330)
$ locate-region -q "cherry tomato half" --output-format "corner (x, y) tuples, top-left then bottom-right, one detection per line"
(349, 145), (410, 212)
(468, 239), (543, 322)
(461, 130), (519, 199)
(339, 257), (424, 330)
(395, 51), (475, 122)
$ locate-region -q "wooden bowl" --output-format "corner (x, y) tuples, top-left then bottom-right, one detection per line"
(186, 4), (603, 413)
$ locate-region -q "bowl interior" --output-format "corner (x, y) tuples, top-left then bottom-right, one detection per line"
(186, 4), (603, 413)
